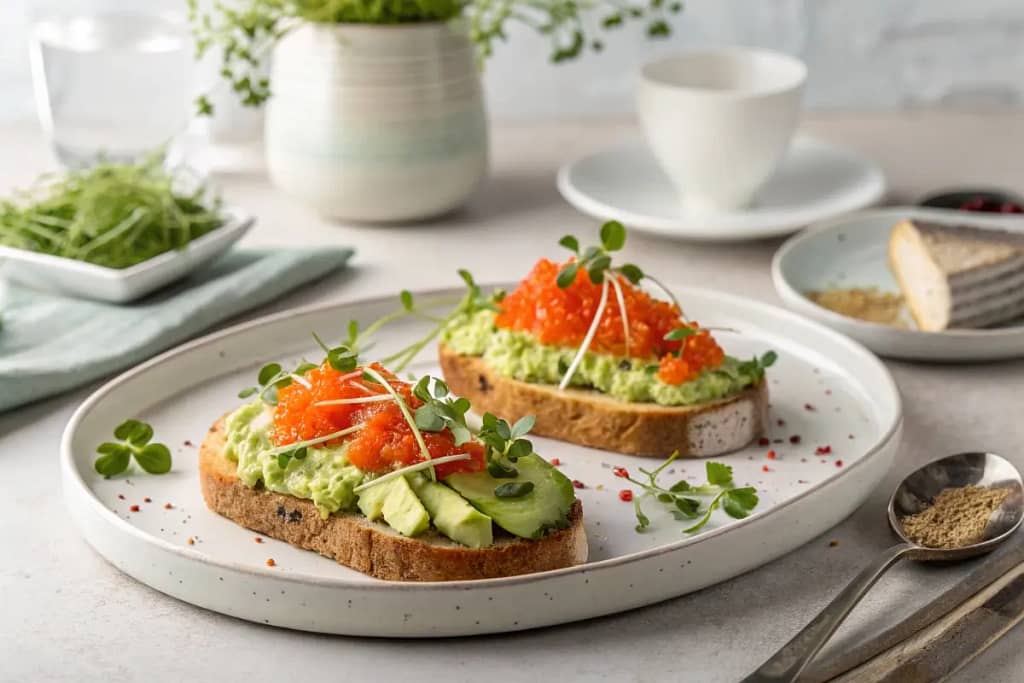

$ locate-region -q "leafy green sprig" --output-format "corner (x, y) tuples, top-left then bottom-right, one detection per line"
(95, 420), (172, 477)
(238, 358), (318, 405)
(626, 453), (758, 533)
(557, 221), (682, 314)
(381, 270), (501, 372)
(412, 376), (473, 445)
(410, 376), (537, 498)
(189, 0), (681, 115)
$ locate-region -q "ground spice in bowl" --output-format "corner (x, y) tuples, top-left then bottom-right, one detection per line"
(805, 287), (907, 327)
(901, 485), (1011, 549)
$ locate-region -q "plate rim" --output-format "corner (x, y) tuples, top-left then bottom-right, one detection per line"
(772, 205), (1024, 343)
(556, 134), (887, 241)
(61, 283), (903, 591)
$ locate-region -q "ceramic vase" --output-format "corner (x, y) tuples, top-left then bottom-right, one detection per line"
(265, 22), (488, 222)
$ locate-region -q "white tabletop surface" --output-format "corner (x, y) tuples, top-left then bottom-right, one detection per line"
(3, 113), (1024, 682)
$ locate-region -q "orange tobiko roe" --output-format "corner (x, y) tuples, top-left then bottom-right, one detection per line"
(494, 258), (725, 385)
(271, 362), (485, 477)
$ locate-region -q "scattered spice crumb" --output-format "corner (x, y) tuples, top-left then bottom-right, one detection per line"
(762, 465), (771, 473)
(572, 480), (585, 489)
(798, 479), (810, 484)
(848, 434), (855, 440)
(613, 467), (629, 478)
(835, 460), (844, 467)
(144, 497), (152, 503)
(129, 504), (140, 512)
(777, 419), (786, 427)
(801, 457), (807, 463)
(767, 450), (777, 460)
(805, 403), (816, 411)
(187, 536), (195, 545)
(821, 459), (827, 464)
(254, 536), (264, 544)
(266, 558), (276, 567)
(549, 458), (561, 467)
(829, 540), (839, 548)
(618, 489), (633, 502)
(164, 502), (173, 510)
(815, 445), (832, 455)
(117, 494), (125, 500)
(790, 435), (802, 444)
(773, 439), (783, 444)
(596, 484), (605, 491)
(758, 437), (770, 446)
(825, 389), (832, 395)
(184, 440), (194, 447)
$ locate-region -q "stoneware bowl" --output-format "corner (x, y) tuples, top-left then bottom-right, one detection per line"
(265, 23), (488, 223)
(637, 47), (807, 214)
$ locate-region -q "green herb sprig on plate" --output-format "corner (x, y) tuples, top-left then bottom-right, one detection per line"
(95, 420), (172, 477)
(624, 452), (758, 533)
(0, 156), (224, 270)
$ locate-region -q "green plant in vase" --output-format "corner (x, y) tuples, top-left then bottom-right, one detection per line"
(187, 0), (682, 222)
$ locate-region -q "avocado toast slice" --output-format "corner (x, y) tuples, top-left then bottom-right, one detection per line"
(199, 341), (585, 582)
(200, 417), (585, 582)
(434, 223), (776, 458)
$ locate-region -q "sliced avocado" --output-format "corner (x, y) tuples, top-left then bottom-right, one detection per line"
(408, 474), (494, 549)
(356, 476), (430, 538)
(444, 454), (574, 539)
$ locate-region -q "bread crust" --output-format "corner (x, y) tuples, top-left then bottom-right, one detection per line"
(439, 344), (768, 458)
(199, 418), (587, 582)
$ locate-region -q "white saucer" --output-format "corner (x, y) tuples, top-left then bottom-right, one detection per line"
(773, 207), (1024, 361)
(557, 135), (886, 242)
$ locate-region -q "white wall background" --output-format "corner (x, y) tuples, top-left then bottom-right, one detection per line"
(3, 0), (1024, 124)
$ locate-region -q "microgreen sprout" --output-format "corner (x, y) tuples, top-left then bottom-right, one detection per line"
(477, 413), (536, 489)
(624, 453), (759, 534)
(95, 419), (172, 477)
(380, 270), (502, 372)
(238, 359), (316, 406)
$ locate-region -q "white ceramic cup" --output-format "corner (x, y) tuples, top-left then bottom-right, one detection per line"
(637, 48), (807, 214)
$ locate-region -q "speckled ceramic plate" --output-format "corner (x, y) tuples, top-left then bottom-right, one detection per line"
(773, 207), (1024, 361)
(62, 285), (902, 637)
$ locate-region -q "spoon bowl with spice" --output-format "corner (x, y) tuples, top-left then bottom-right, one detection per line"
(744, 452), (1024, 682)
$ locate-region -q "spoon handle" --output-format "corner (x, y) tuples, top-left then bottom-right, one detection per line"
(742, 542), (915, 683)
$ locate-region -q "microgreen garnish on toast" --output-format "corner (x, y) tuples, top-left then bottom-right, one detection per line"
(95, 419), (172, 477)
(624, 452), (759, 533)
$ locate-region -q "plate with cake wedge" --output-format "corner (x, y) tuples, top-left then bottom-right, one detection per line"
(773, 207), (1024, 361)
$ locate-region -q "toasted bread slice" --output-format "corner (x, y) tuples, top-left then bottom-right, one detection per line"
(439, 344), (768, 458)
(199, 418), (587, 582)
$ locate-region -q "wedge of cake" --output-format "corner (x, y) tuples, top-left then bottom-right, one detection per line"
(888, 219), (1024, 331)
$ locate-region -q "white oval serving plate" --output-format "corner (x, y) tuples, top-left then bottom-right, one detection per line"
(557, 135), (886, 242)
(773, 207), (1024, 361)
(62, 285), (901, 637)
(0, 206), (254, 303)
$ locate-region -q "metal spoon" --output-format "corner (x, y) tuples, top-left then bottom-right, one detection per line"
(743, 452), (1024, 683)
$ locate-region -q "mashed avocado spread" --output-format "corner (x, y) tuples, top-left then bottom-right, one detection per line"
(221, 400), (574, 544)
(224, 401), (363, 519)
(442, 310), (761, 406)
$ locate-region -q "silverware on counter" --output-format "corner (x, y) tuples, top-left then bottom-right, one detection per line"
(743, 452), (1024, 683)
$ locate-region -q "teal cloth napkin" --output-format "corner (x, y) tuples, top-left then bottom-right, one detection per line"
(0, 247), (352, 413)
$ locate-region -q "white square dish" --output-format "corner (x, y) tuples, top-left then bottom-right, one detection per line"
(0, 206), (254, 303)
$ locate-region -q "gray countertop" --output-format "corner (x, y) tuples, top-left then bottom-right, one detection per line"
(3, 113), (1023, 682)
